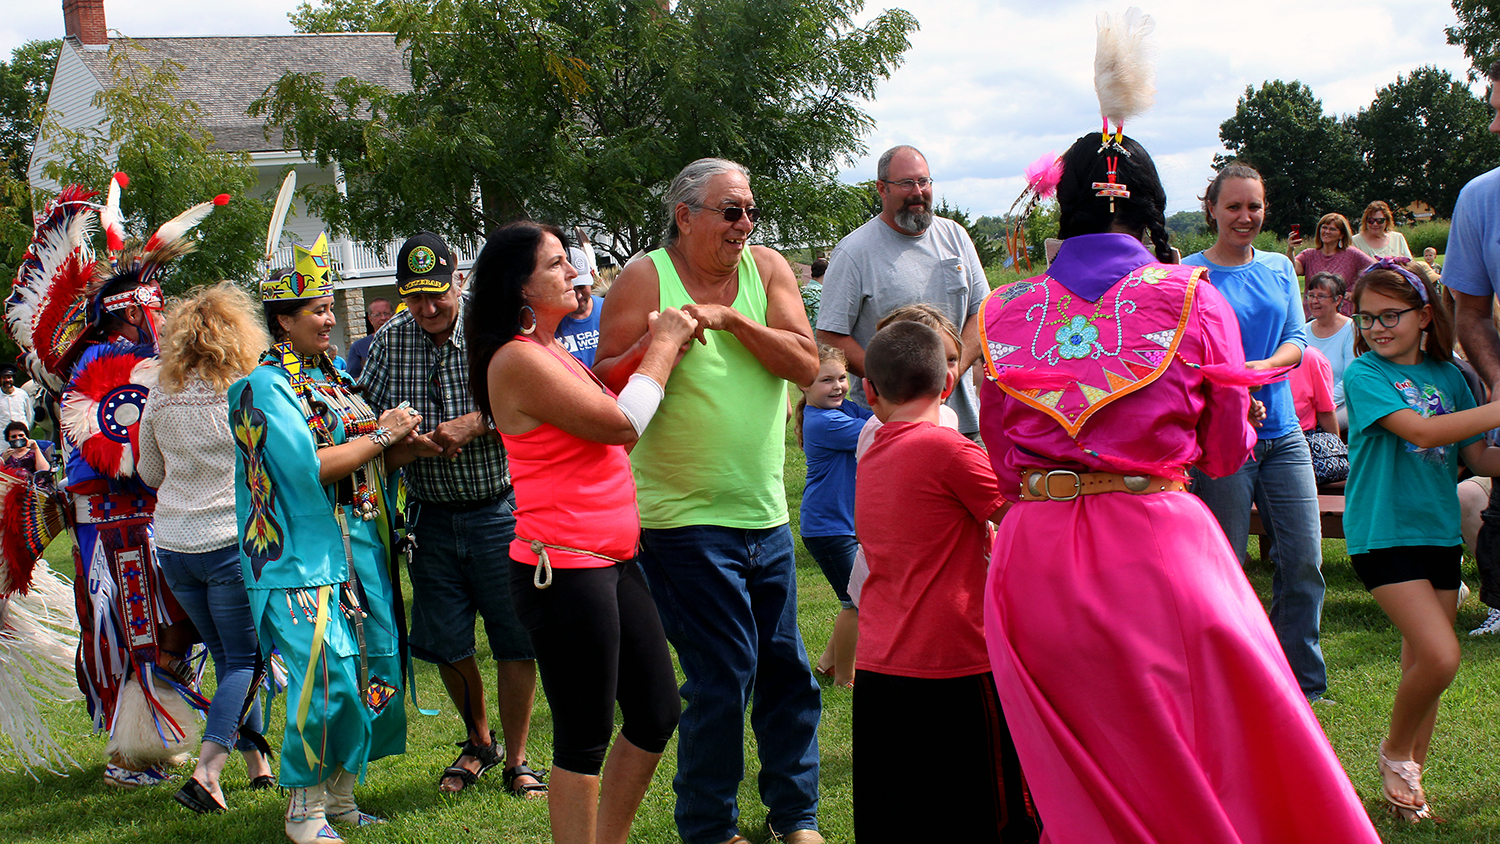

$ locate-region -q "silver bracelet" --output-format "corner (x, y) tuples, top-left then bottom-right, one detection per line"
(366, 427), (393, 449)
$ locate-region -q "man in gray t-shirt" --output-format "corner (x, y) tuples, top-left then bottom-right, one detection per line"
(816, 145), (989, 433)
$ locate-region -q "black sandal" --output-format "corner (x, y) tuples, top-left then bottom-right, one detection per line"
(174, 778), (227, 814)
(249, 775), (277, 790)
(502, 761), (548, 799)
(438, 729), (502, 793)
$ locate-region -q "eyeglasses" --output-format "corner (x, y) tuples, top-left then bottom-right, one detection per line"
(695, 205), (762, 224)
(1353, 308), (1416, 329)
(880, 177), (934, 191)
(1304, 292), (1334, 301)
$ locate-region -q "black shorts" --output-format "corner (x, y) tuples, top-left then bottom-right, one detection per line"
(1350, 544), (1462, 592)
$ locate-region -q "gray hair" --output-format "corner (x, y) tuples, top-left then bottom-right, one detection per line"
(876, 145), (926, 182)
(662, 158), (750, 245)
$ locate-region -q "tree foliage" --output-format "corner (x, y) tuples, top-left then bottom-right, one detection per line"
(0, 39), (60, 180)
(1446, 0), (1500, 81)
(1348, 66), (1494, 218)
(37, 43), (267, 295)
(1217, 80), (1362, 237)
(289, 0), (418, 33)
(253, 0), (918, 263)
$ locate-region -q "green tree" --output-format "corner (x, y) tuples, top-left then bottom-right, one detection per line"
(1216, 80), (1363, 237)
(1446, 0), (1500, 81)
(1165, 209), (1205, 236)
(0, 39), (60, 180)
(1347, 66), (1494, 218)
(37, 42), (267, 295)
(931, 198), (1002, 269)
(251, 0), (918, 263)
(289, 0), (422, 33)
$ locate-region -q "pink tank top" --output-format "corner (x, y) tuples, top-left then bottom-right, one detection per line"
(502, 338), (639, 568)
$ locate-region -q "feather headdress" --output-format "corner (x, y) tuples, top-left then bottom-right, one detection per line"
(1094, 7), (1156, 147)
(4, 186), (101, 389)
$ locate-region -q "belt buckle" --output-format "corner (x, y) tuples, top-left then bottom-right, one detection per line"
(1044, 469), (1082, 501)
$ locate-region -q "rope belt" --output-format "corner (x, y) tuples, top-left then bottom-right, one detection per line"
(523, 538), (629, 590)
(1018, 468), (1187, 502)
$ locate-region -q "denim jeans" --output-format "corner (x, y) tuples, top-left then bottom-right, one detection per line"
(1192, 432), (1328, 699)
(156, 544), (264, 751)
(408, 494), (534, 663)
(638, 524), (822, 844)
(801, 534), (858, 608)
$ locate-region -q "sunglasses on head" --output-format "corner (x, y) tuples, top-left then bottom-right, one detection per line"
(698, 205), (762, 224)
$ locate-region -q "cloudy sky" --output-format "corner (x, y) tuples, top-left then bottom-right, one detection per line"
(4, 1), (1483, 215)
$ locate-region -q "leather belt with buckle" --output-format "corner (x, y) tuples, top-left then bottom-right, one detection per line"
(1019, 468), (1187, 502)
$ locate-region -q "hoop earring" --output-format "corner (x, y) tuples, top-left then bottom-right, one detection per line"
(519, 305), (537, 336)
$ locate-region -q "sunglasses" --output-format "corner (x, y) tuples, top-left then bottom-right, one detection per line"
(697, 205), (762, 224)
(1368, 217), (1388, 225)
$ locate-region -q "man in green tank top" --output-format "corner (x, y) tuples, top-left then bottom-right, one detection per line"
(596, 159), (824, 844)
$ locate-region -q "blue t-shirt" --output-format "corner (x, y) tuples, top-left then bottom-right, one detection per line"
(800, 402), (873, 537)
(1304, 319), (1355, 408)
(1183, 249), (1307, 440)
(1343, 352), (1480, 554)
(1440, 165), (1500, 300)
(557, 296), (604, 367)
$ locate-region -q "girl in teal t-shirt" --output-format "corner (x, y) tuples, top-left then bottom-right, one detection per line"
(1344, 263), (1500, 824)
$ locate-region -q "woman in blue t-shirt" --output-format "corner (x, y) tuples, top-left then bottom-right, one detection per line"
(1343, 262), (1500, 823)
(1184, 164), (1329, 703)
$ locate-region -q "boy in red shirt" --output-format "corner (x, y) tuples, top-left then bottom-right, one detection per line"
(854, 321), (1039, 843)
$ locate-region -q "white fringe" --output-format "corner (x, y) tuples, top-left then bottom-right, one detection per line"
(0, 565), (82, 778)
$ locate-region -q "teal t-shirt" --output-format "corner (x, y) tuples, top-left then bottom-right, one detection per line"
(1343, 352), (1480, 554)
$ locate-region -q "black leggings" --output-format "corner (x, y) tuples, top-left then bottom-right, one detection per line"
(509, 559), (680, 776)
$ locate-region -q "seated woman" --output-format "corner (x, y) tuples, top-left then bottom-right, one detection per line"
(1304, 271), (1356, 434)
(1288, 346), (1348, 485)
(2, 421), (49, 476)
(1351, 200), (1414, 259)
(1289, 213), (1372, 317)
(468, 221), (693, 844)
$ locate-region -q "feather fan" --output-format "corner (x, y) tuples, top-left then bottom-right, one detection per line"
(1094, 7), (1156, 128)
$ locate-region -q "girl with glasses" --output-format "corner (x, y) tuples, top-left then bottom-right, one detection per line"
(1352, 200), (1414, 260)
(1342, 262), (1500, 822)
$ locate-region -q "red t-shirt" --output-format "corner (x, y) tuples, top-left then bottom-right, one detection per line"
(855, 420), (1005, 678)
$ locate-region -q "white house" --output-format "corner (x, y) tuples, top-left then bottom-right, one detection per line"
(29, 0), (477, 351)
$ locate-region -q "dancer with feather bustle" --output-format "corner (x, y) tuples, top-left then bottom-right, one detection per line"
(3, 175), (230, 784)
(978, 9), (1381, 841)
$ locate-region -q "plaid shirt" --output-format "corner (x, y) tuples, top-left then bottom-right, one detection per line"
(359, 297), (511, 503)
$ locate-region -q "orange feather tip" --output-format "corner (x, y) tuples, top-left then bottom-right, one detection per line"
(213, 194), (230, 206)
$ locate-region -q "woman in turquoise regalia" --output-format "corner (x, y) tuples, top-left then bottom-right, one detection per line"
(233, 234), (435, 844)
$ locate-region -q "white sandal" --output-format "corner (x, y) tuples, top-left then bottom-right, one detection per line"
(1378, 743), (1432, 822)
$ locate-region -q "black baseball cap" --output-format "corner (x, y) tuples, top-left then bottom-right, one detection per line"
(396, 232), (454, 297)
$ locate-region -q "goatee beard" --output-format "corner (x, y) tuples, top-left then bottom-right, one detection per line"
(895, 204), (933, 234)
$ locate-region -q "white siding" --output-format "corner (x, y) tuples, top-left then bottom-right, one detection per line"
(27, 41), (109, 195)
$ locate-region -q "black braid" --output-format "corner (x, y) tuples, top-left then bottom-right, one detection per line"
(1146, 217), (1174, 264)
(1056, 133), (1171, 257)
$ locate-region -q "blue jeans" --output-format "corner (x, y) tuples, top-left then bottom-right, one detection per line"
(1192, 432), (1328, 699)
(157, 544), (264, 751)
(801, 534), (858, 608)
(638, 524), (822, 844)
(408, 495), (534, 663)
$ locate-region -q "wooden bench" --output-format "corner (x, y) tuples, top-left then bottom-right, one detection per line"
(1248, 492), (1345, 561)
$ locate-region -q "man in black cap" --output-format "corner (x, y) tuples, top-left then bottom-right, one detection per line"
(359, 232), (544, 797)
(0, 363), (32, 433)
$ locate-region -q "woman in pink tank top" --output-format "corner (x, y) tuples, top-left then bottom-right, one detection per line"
(465, 221), (699, 844)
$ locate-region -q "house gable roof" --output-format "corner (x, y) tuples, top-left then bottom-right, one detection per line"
(75, 33), (411, 153)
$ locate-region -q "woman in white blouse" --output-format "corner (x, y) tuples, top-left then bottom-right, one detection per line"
(139, 283), (275, 812)
(1350, 200), (1414, 259)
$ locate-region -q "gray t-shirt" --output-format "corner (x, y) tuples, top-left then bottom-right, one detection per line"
(817, 215), (989, 432)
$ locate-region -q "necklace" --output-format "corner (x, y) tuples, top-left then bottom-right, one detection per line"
(261, 342), (383, 520)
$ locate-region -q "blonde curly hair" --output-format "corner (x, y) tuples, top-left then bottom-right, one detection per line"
(158, 282), (270, 393)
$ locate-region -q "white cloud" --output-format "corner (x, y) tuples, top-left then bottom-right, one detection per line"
(5, 0), (1483, 216)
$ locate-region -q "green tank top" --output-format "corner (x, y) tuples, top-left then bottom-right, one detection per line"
(631, 248), (788, 529)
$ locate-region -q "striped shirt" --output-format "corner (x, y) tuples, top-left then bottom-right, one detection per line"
(359, 298), (510, 503)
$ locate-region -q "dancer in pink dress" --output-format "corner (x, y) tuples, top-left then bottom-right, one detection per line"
(976, 13), (1380, 840)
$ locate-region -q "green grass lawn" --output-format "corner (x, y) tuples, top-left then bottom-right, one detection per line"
(3, 426), (1498, 843)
